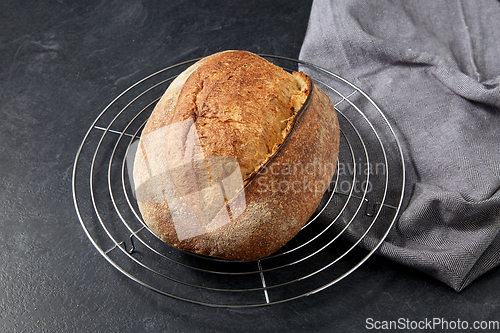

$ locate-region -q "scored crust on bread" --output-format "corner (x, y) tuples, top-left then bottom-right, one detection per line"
(133, 50), (340, 260)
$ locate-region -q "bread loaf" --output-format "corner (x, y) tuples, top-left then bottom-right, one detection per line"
(133, 50), (340, 260)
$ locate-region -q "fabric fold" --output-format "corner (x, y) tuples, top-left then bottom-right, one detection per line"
(300, 0), (500, 291)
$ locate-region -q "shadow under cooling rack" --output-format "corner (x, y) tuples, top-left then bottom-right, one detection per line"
(72, 55), (406, 307)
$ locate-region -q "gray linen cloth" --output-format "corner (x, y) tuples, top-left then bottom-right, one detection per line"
(299, 0), (500, 291)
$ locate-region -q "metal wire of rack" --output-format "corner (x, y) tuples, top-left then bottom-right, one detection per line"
(72, 55), (406, 307)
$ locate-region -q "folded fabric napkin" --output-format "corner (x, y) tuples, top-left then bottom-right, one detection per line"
(299, 0), (500, 291)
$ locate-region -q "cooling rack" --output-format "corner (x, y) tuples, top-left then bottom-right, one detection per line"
(72, 55), (406, 307)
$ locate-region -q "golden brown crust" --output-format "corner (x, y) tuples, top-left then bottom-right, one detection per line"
(133, 51), (340, 260)
(141, 51), (308, 180)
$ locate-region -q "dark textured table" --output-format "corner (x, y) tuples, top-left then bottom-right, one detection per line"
(1, 1), (499, 332)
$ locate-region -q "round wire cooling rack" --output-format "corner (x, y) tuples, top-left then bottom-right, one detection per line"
(72, 55), (406, 308)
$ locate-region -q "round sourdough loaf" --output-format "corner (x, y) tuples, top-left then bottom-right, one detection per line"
(132, 50), (340, 260)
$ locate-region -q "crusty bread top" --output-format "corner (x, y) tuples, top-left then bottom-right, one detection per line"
(142, 50), (310, 181)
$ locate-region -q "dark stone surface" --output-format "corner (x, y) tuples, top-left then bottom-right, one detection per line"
(1, 0), (499, 332)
